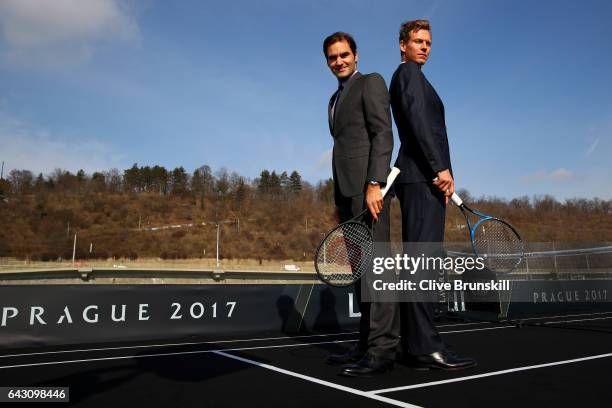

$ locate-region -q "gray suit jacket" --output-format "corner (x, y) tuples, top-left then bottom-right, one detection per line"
(328, 72), (394, 198)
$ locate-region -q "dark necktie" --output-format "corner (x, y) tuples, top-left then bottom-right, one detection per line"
(332, 83), (344, 122)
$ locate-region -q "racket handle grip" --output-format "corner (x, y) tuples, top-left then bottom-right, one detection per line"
(450, 192), (463, 207)
(381, 167), (400, 198)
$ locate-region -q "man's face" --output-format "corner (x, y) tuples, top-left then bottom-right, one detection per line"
(400, 29), (431, 65)
(326, 40), (358, 80)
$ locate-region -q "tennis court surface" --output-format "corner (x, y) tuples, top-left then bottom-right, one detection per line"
(1, 311), (611, 407)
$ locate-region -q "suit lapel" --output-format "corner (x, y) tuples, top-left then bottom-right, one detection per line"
(328, 90), (338, 135)
(424, 75), (444, 114)
(332, 72), (362, 134)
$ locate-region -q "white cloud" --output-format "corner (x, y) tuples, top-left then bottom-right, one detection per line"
(521, 168), (574, 183)
(314, 148), (332, 172)
(584, 138), (600, 157)
(0, 111), (125, 175)
(0, 0), (140, 67)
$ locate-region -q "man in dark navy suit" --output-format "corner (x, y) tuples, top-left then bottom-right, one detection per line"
(390, 19), (476, 370)
(322, 32), (398, 376)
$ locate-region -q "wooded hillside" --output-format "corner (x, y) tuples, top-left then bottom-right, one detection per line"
(0, 165), (610, 262)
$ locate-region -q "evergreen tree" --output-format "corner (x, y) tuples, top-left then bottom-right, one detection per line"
(318, 178), (334, 203)
(170, 166), (189, 195)
(191, 168), (205, 194)
(234, 176), (248, 210)
(191, 167), (206, 209)
(76, 169), (87, 183)
(269, 171), (281, 196)
(90, 172), (106, 192)
(151, 165), (169, 194)
(123, 163), (141, 192)
(141, 166), (153, 192)
(34, 173), (45, 192)
(215, 167), (230, 195)
(257, 169), (271, 195)
(289, 170), (302, 193)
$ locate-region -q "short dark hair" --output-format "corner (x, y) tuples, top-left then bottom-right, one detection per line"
(399, 19), (431, 42)
(323, 32), (357, 58)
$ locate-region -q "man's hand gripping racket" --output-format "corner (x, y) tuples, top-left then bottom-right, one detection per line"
(314, 167), (400, 287)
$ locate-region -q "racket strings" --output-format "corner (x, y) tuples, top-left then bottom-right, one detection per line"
(315, 222), (373, 285)
(473, 220), (523, 272)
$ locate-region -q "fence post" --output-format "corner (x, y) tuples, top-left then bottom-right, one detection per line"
(552, 241), (558, 275)
(585, 253), (590, 272)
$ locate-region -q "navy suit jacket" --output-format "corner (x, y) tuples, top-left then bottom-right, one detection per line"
(390, 61), (452, 183)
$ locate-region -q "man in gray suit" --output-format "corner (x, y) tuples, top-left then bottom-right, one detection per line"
(322, 32), (398, 376)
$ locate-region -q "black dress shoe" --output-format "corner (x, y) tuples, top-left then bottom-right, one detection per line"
(413, 350), (477, 371)
(325, 346), (365, 365)
(340, 354), (394, 377)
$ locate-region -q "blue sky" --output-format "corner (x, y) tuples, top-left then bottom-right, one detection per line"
(0, 0), (610, 200)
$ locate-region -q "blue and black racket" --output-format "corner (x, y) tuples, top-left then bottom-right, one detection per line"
(450, 192), (524, 273)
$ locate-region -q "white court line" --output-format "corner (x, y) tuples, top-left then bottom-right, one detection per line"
(370, 353), (612, 394)
(440, 326), (513, 334)
(543, 316), (612, 325)
(0, 325), (518, 369)
(0, 325), (522, 364)
(0, 325), (511, 361)
(444, 312), (612, 327)
(0, 339), (356, 370)
(507, 311), (612, 322)
(214, 350), (422, 408)
(436, 321), (492, 328)
(437, 312), (612, 328)
(1, 313), (608, 366)
(443, 312), (612, 328)
(0, 331), (358, 359)
(210, 339), (356, 353)
(3, 311), (609, 360)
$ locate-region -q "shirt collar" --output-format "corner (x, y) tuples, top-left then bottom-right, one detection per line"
(338, 70), (359, 87)
(400, 60), (422, 69)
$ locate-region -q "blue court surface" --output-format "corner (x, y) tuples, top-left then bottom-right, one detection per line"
(1, 311), (611, 407)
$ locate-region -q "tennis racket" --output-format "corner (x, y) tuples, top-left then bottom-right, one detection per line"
(450, 192), (524, 273)
(314, 167), (400, 287)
